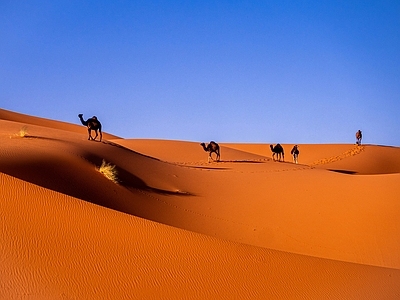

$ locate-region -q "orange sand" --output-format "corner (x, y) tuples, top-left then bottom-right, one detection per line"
(1, 108), (400, 299)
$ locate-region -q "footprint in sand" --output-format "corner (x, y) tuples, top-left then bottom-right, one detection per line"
(311, 145), (365, 166)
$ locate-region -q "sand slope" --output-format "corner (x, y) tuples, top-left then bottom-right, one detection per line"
(1, 109), (400, 299)
(0, 108), (120, 140)
(110, 139), (400, 268)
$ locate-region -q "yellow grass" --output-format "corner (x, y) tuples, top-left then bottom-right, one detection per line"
(97, 159), (118, 183)
(11, 125), (29, 138)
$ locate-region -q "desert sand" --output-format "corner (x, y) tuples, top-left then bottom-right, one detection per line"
(1, 108), (400, 299)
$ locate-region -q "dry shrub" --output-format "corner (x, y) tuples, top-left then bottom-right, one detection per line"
(97, 160), (118, 183)
(16, 126), (29, 138)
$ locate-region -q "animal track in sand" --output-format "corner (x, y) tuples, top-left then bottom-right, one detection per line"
(311, 145), (365, 166)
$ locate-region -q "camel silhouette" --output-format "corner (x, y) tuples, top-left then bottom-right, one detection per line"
(200, 141), (220, 162)
(291, 145), (299, 164)
(356, 130), (362, 145)
(78, 114), (102, 142)
(270, 144), (284, 161)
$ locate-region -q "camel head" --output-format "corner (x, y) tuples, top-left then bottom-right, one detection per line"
(78, 114), (89, 127)
(200, 143), (208, 152)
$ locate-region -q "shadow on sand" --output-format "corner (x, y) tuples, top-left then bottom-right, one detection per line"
(328, 169), (358, 175)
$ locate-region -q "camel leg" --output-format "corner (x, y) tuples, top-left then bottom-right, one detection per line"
(88, 128), (92, 140)
(93, 130), (98, 141)
(211, 151), (220, 162)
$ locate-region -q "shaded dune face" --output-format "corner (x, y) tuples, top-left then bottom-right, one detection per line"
(1, 109), (400, 299)
(0, 130), (190, 219)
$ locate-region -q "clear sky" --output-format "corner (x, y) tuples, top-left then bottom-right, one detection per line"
(1, 1), (399, 145)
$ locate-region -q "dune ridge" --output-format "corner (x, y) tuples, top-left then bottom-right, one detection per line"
(1, 109), (400, 299)
(0, 108), (120, 140)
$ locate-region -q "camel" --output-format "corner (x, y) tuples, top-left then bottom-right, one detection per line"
(291, 145), (299, 164)
(78, 114), (102, 142)
(270, 144), (284, 162)
(356, 130), (362, 145)
(200, 141), (220, 162)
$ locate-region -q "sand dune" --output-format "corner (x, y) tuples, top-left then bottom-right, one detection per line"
(0, 108), (120, 140)
(224, 143), (400, 174)
(110, 139), (400, 268)
(1, 109), (400, 299)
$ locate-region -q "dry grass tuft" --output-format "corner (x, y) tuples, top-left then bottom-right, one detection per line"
(11, 126), (29, 138)
(19, 126), (29, 137)
(97, 160), (118, 183)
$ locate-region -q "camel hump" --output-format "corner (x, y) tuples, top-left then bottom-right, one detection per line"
(210, 141), (219, 148)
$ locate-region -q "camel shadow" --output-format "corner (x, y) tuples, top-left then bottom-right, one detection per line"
(183, 165), (231, 170)
(219, 160), (266, 164)
(328, 169), (358, 175)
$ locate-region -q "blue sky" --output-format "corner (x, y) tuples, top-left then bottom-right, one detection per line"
(1, 1), (399, 145)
